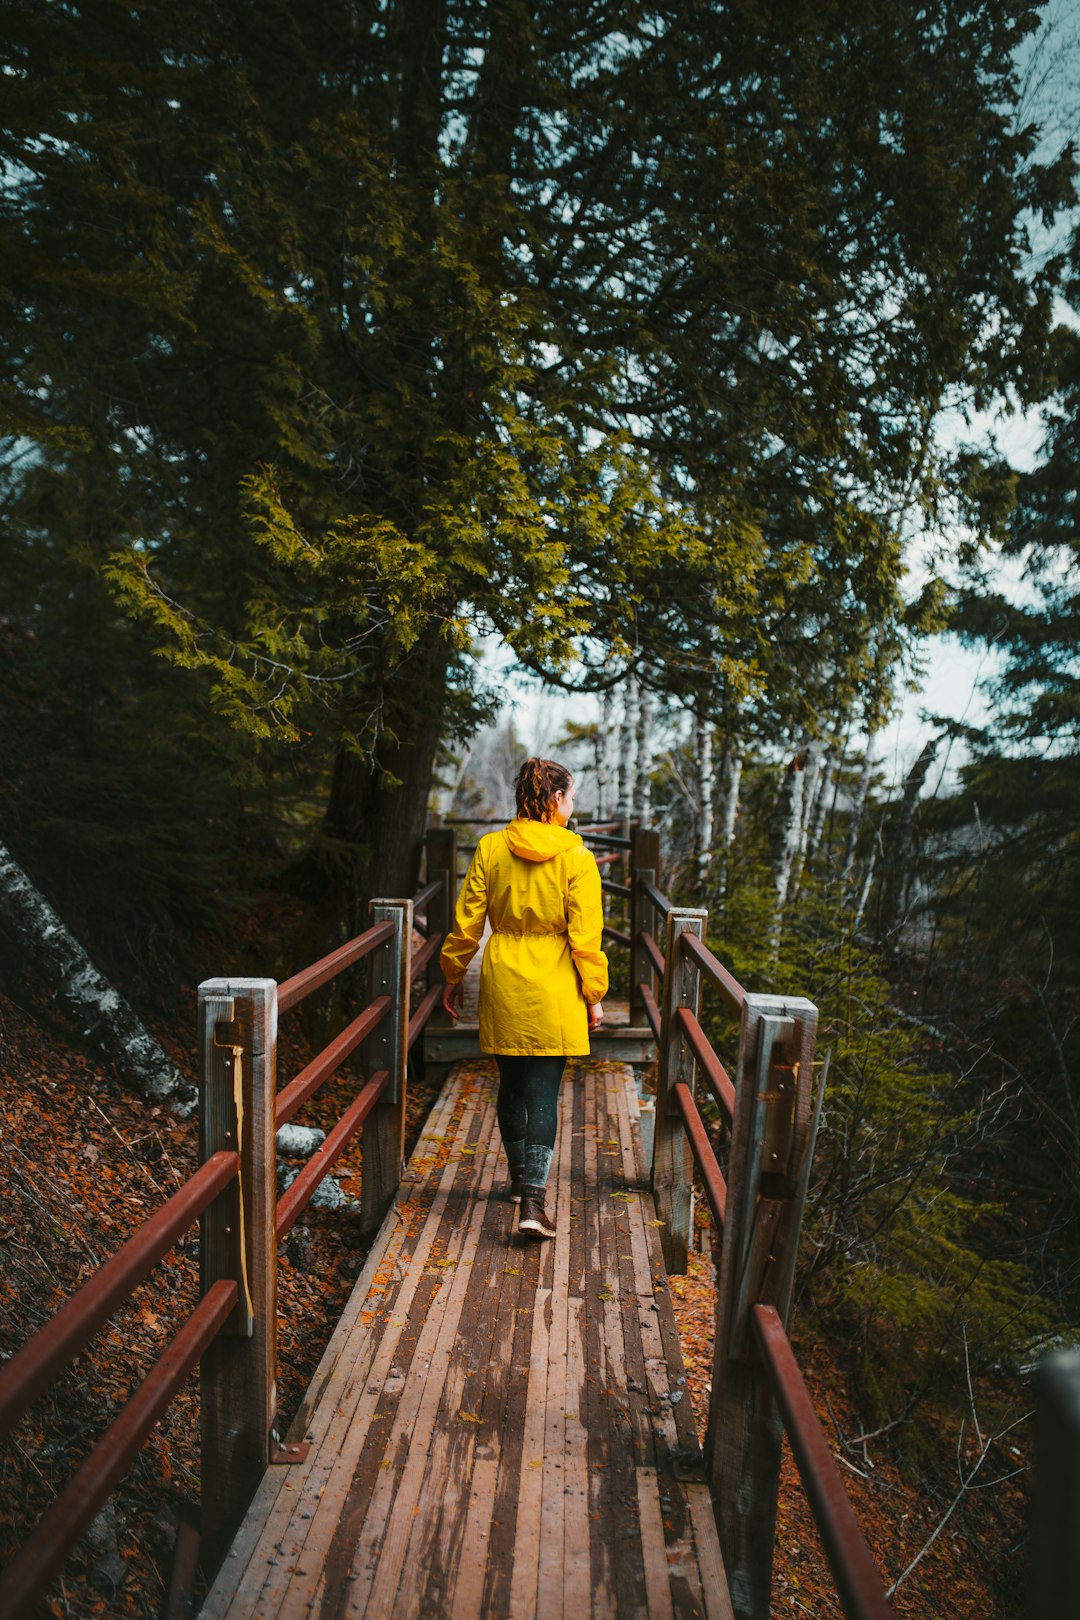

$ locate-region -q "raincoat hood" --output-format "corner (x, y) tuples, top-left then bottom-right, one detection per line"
(505, 817), (582, 862)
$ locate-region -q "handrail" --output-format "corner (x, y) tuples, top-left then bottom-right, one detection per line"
(640, 983), (661, 1040)
(679, 929), (745, 1014)
(275, 994), (392, 1126)
(278, 919), (395, 1012)
(674, 1082), (727, 1229)
(752, 1305), (895, 1620)
(5, 818), (885, 1620)
(581, 832), (633, 850)
(601, 878), (632, 899)
(410, 931), (443, 982)
(412, 876), (442, 913)
(675, 1007), (736, 1126)
(639, 929), (665, 979)
(276, 1071), (390, 1240)
(0, 1278), (238, 1620)
(638, 877), (673, 918)
(0, 1149), (238, 1438)
(408, 983), (443, 1049)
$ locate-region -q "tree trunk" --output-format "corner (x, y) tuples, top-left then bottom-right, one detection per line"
(694, 708), (714, 882)
(790, 738), (829, 899)
(0, 842), (196, 1114)
(843, 737), (877, 887)
(876, 737), (939, 949)
(769, 751), (806, 946)
(616, 686), (632, 816)
(597, 686), (613, 818)
(804, 741), (833, 865)
(636, 683), (653, 825)
(715, 738), (743, 903)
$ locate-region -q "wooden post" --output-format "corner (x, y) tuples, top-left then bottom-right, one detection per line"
(425, 827), (457, 1012)
(422, 826), (457, 1092)
(198, 977), (277, 1578)
(706, 991), (819, 1620)
(629, 825), (660, 1026)
(360, 899), (412, 1237)
(1030, 1347), (1080, 1620)
(651, 907), (707, 1274)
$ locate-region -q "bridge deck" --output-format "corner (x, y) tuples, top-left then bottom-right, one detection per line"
(201, 1058), (732, 1620)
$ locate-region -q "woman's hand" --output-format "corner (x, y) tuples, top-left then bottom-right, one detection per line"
(443, 979), (465, 1020)
(587, 1001), (604, 1031)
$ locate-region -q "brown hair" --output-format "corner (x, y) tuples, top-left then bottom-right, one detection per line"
(514, 757), (573, 822)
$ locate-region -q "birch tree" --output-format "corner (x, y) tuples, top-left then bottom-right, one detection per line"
(0, 844), (195, 1114)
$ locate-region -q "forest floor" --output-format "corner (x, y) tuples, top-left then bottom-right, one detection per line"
(0, 980), (1023, 1619)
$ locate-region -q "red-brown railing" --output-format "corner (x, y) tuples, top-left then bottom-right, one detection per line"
(0, 847), (453, 1617)
(578, 822), (895, 1620)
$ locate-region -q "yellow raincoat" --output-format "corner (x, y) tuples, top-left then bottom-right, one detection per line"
(439, 818), (609, 1056)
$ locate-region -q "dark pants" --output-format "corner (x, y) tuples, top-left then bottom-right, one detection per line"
(494, 1055), (567, 1187)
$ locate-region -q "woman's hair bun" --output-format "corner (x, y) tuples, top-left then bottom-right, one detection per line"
(514, 757), (572, 822)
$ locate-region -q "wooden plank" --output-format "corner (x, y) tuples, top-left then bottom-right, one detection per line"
(444, 1454), (500, 1617)
(206, 1078), (488, 1619)
(595, 1072), (651, 1618)
(579, 1073), (621, 1620)
(199, 1056), (733, 1620)
(536, 1083), (573, 1620)
(199, 1076), (467, 1616)
(432, 1106), (530, 1620)
(561, 1076), (594, 1620)
(318, 1101), (500, 1619)
(636, 1468), (676, 1620)
(687, 1484), (736, 1620)
(374, 1098), (507, 1619)
(480, 1186), (543, 1620)
(507, 1282), (552, 1619)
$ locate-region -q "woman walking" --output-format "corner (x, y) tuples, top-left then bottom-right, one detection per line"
(440, 757), (608, 1240)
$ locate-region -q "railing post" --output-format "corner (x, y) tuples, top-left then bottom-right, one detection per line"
(198, 977), (277, 1579)
(706, 990), (819, 1620)
(630, 825), (660, 1026)
(1030, 1347), (1080, 1620)
(360, 899), (412, 1236)
(652, 907), (707, 1274)
(425, 826), (457, 1012)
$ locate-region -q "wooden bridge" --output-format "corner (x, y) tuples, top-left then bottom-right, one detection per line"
(0, 818), (973, 1620)
(201, 1047), (729, 1619)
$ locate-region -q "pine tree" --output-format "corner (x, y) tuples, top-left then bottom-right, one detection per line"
(1, 0), (1072, 961)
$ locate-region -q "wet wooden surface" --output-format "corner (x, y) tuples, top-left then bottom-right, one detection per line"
(200, 1057), (732, 1620)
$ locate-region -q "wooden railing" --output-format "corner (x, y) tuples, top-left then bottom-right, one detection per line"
(2, 811), (1061, 1619)
(578, 823), (895, 1620)
(0, 856), (452, 1617)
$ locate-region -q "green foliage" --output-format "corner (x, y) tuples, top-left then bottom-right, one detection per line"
(1, 0), (1073, 962)
(699, 793), (1054, 1436)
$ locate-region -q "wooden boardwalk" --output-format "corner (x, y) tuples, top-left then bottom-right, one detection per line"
(201, 1056), (732, 1620)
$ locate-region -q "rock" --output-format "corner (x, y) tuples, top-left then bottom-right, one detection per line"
(282, 1226), (314, 1270)
(85, 1500), (126, 1594)
(276, 1124), (326, 1158)
(279, 1166), (347, 1211)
